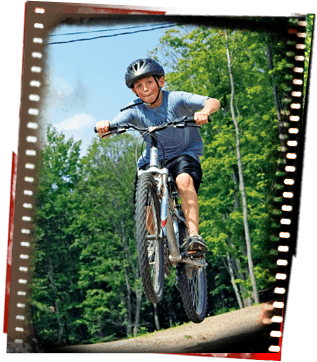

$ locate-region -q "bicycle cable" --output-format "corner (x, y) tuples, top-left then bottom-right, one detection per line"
(136, 130), (166, 170)
(136, 131), (147, 169)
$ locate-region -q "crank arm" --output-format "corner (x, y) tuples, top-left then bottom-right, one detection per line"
(169, 254), (207, 267)
(181, 257), (207, 267)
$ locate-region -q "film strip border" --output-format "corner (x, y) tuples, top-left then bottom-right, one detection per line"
(6, 4), (45, 352)
(6, 1), (166, 353)
(5, 1), (309, 356)
(267, 19), (308, 354)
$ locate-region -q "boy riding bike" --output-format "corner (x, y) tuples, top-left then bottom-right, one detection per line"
(96, 58), (220, 254)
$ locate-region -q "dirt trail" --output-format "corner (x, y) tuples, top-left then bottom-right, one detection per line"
(54, 304), (273, 353)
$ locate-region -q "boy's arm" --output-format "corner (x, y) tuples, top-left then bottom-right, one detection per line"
(194, 98), (221, 125)
(96, 107), (134, 138)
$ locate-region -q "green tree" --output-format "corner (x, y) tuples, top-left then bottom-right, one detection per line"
(151, 23), (283, 309)
(30, 18), (302, 348)
(31, 127), (83, 347)
(303, 14), (314, 108)
(223, 28), (259, 303)
(69, 134), (144, 340)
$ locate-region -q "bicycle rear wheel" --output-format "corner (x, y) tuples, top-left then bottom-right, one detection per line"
(135, 173), (164, 304)
(176, 216), (207, 323)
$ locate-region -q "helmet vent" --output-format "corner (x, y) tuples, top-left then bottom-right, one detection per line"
(125, 58), (165, 88)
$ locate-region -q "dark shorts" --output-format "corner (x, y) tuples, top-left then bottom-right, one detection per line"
(133, 154), (202, 205)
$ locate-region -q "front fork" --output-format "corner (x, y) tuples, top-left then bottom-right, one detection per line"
(160, 174), (180, 260)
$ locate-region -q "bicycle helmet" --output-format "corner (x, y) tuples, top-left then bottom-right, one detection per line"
(125, 58), (165, 89)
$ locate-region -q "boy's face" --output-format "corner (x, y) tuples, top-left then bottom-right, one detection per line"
(132, 75), (165, 103)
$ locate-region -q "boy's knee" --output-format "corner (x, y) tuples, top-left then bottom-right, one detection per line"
(176, 173), (194, 191)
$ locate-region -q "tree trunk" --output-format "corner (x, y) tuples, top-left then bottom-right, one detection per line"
(167, 300), (174, 327)
(225, 254), (244, 309)
(121, 223), (141, 337)
(124, 267), (133, 336)
(133, 287), (142, 337)
(54, 300), (62, 345)
(48, 258), (63, 346)
(242, 242), (252, 306)
(153, 304), (160, 330)
(265, 33), (285, 150)
(224, 29), (260, 304)
(222, 211), (245, 308)
(232, 172), (252, 307)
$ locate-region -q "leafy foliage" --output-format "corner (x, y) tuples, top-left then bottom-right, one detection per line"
(151, 23), (289, 308)
(30, 17), (309, 347)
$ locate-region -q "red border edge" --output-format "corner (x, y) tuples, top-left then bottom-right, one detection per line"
(172, 351), (281, 361)
(3, 151), (17, 334)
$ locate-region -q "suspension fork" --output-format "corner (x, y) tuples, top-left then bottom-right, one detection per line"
(160, 173), (180, 258)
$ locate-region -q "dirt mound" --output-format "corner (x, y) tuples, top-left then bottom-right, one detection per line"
(54, 304), (273, 353)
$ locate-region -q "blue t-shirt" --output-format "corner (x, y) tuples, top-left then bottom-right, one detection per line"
(110, 90), (208, 168)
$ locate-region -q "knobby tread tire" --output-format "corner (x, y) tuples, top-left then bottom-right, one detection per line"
(177, 263), (207, 323)
(176, 213), (208, 323)
(135, 173), (164, 304)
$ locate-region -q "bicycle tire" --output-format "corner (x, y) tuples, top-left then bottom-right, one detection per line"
(177, 217), (208, 323)
(135, 173), (164, 304)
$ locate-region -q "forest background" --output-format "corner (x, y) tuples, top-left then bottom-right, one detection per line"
(29, 14), (314, 348)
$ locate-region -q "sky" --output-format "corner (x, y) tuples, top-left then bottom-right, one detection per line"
(42, 19), (178, 156)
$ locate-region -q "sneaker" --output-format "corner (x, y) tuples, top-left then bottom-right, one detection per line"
(186, 233), (207, 253)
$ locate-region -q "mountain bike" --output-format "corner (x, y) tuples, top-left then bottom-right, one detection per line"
(95, 116), (208, 323)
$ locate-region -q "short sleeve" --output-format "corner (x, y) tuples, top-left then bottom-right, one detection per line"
(179, 92), (209, 109)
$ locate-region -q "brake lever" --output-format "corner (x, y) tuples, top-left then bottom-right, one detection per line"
(101, 131), (115, 138)
(174, 122), (201, 129)
(101, 126), (128, 138)
(117, 126), (128, 134)
(174, 122), (186, 128)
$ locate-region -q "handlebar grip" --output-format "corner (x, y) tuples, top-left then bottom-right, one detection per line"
(186, 116), (212, 123)
(109, 123), (118, 131)
(94, 123), (118, 134)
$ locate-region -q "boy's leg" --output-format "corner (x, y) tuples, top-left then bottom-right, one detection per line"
(175, 173), (199, 235)
(175, 173), (207, 253)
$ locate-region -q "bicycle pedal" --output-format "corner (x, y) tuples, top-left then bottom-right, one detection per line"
(188, 251), (205, 259)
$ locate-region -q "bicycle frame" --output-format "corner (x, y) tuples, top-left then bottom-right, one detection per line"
(96, 116), (210, 268)
(137, 133), (205, 268)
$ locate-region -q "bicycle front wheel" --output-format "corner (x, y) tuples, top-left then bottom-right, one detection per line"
(135, 173), (164, 304)
(176, 215), (207, 323)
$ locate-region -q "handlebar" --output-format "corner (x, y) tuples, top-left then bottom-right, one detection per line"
(94, 116), (211, 137)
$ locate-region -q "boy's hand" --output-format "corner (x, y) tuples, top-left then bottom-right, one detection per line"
(194, 98), (220, 125)
(194, 111), (209, 125)
(96, 120), (110, 138)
